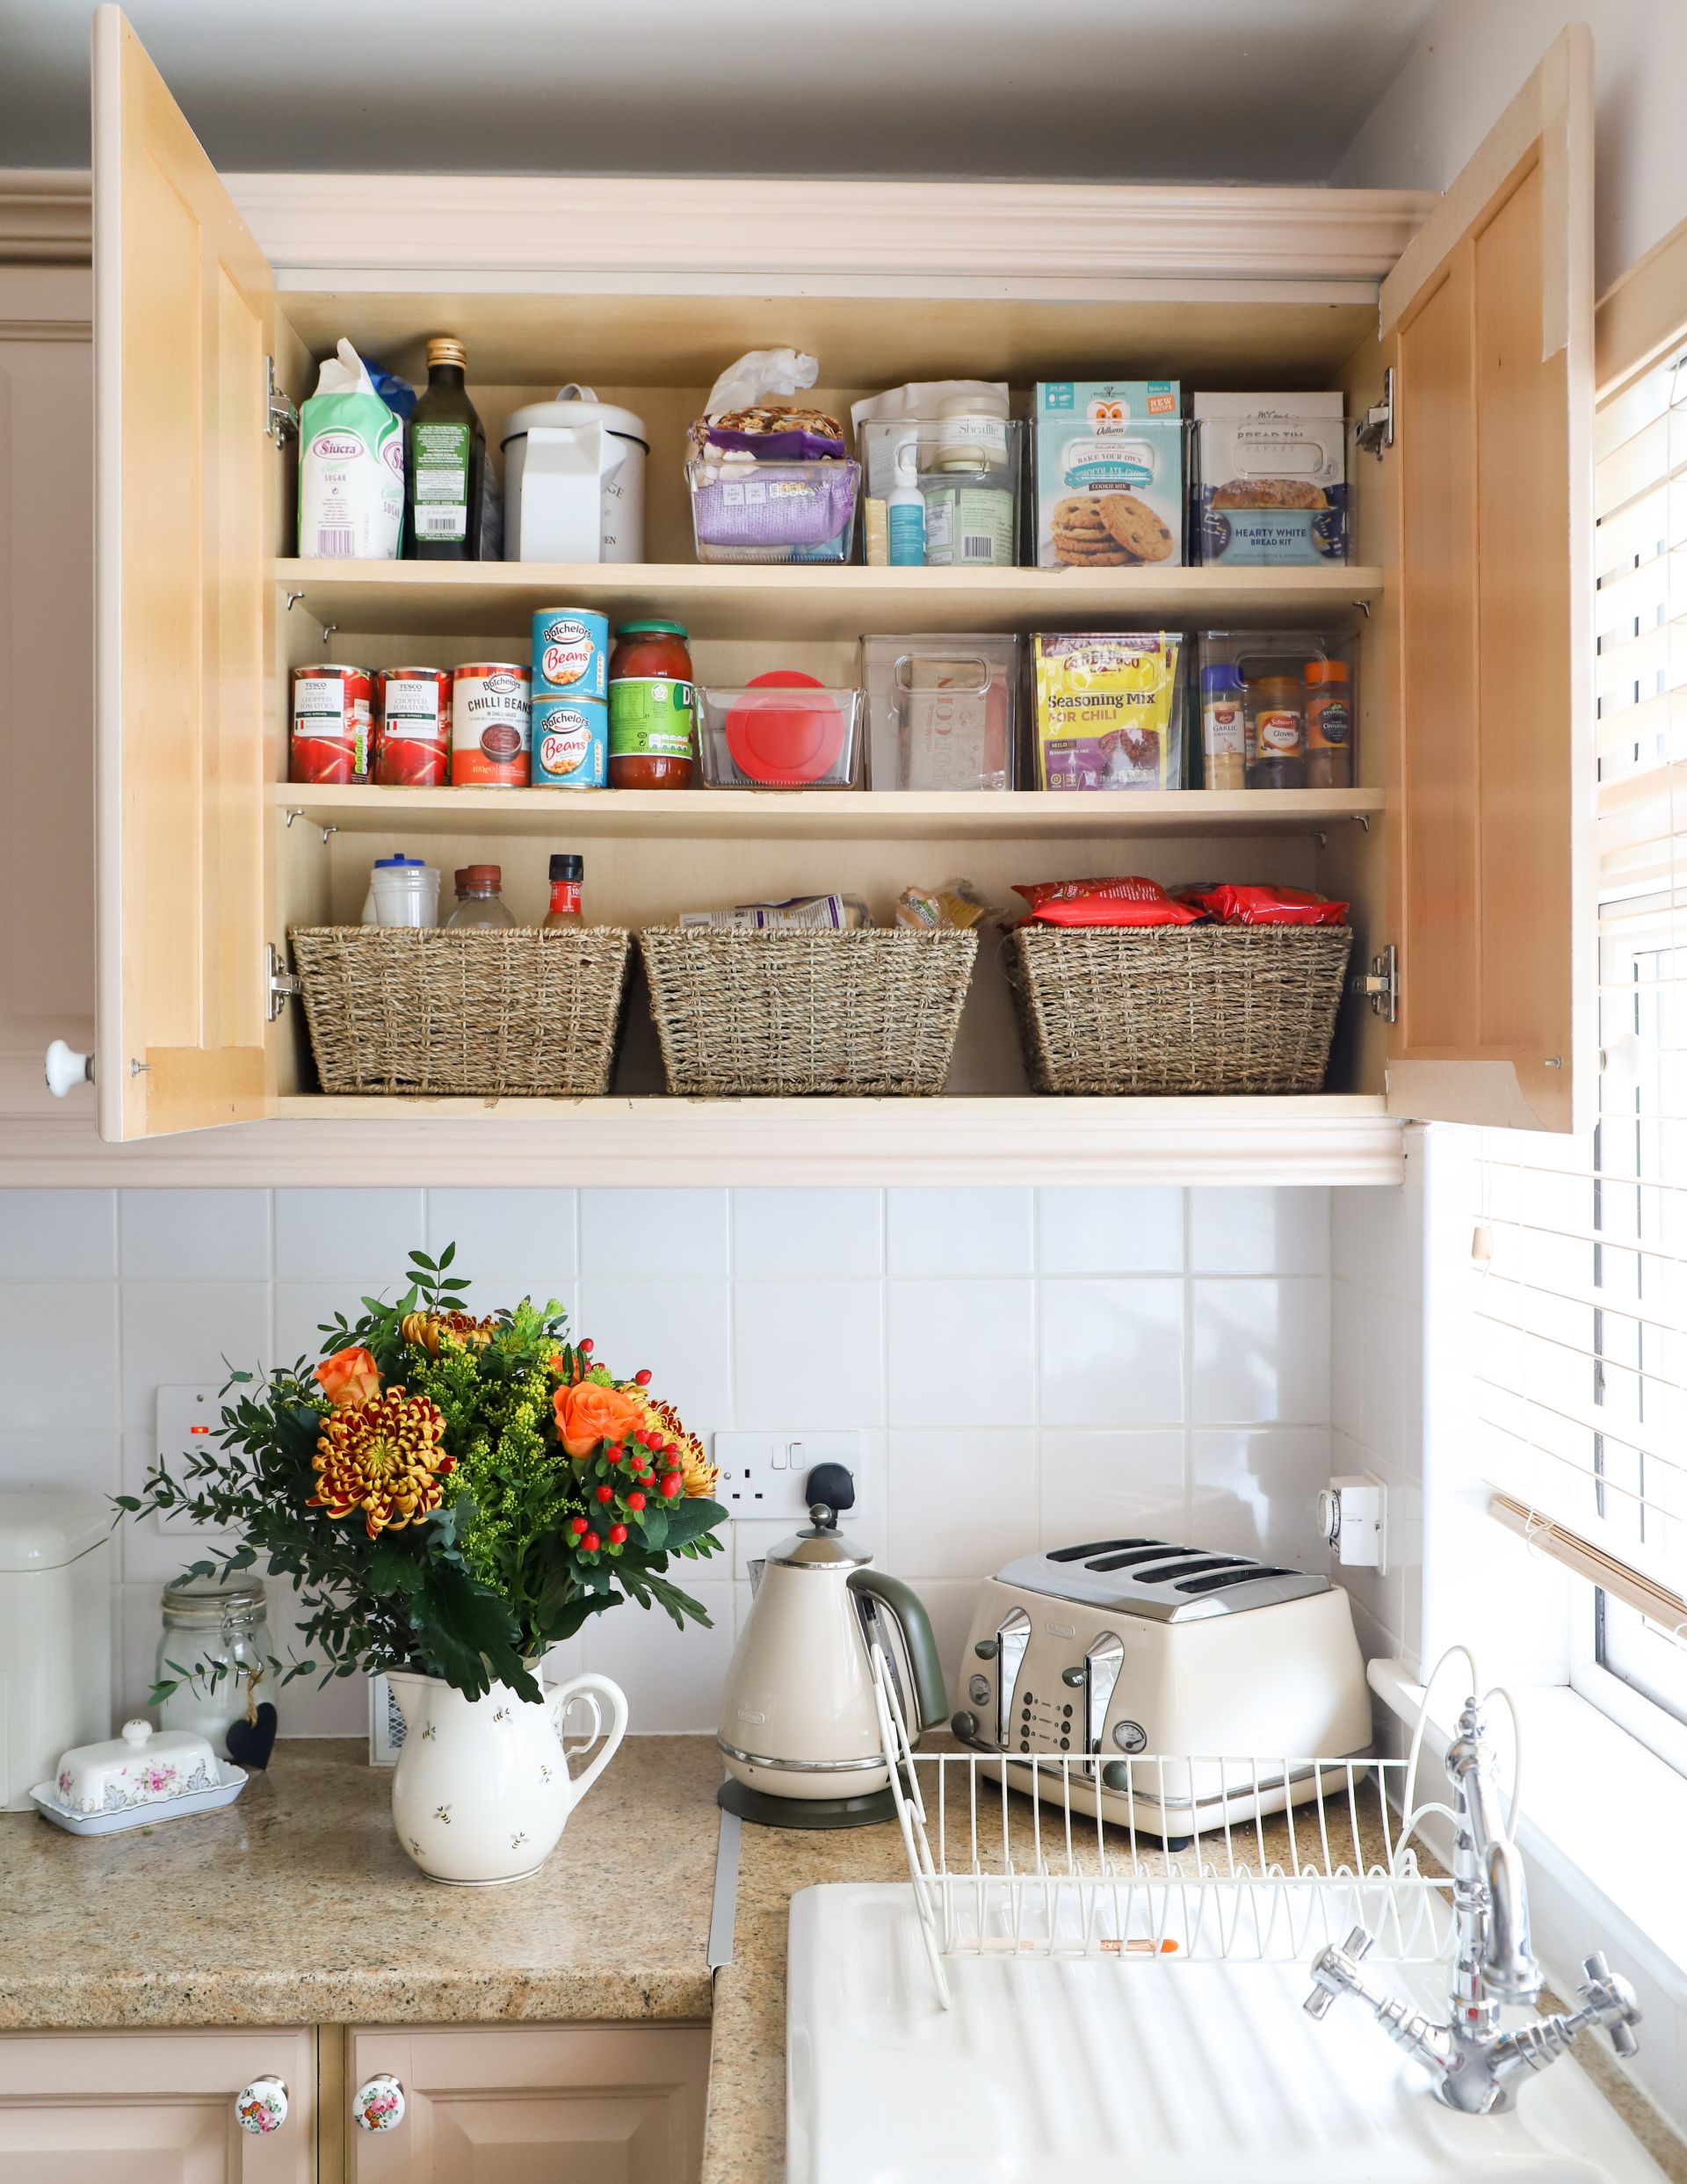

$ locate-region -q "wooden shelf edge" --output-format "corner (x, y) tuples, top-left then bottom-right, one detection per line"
(0, 1102), (1405, 1189)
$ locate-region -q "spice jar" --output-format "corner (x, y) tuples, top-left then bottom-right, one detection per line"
(1246, 671), (1307, 789)
(608, 620), (695, 789)
(156, 1578), (272, 1755)
(1304, 658), (1353, 788)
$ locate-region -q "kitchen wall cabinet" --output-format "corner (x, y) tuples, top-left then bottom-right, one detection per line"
(25, 11), (1596, 1181)
(343, 2024), (709, 2182)
(0, 2026), (317, 2180)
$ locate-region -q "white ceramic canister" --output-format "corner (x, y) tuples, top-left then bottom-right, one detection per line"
(501, 387), (648, 563)
(387, 1668), (627, 1884)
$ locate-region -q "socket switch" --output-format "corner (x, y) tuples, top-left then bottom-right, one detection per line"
(711, 1431), (865, 1522)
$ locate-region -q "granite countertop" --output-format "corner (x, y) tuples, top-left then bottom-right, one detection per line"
(0, 1736), (722, 2030)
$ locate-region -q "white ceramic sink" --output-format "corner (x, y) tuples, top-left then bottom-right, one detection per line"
(786, 1883), (1669, 2184)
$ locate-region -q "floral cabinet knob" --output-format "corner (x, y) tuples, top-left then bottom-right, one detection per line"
(235, 2076), (289, 2134)
(353, 2074), (407, 2132)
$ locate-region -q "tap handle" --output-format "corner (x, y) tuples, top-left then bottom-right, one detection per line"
(1343, 1924), (1376, 1961)
(1304, 1926), (1379, 2021)
(1575, 1951), (1641, 2059)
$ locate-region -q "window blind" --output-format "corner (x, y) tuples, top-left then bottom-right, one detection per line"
(1475, 337), (1687, 1643)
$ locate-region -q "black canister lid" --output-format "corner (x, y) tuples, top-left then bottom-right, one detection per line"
(549, 853), (583, 881)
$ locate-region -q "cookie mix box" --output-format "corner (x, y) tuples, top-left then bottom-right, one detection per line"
(1033, 632), (1185, 791)
(1191, 392), (1348, 564)
(1033, 381), (1184, 570)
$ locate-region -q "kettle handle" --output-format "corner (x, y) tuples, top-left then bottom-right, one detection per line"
(848, 1569), (948, 1731)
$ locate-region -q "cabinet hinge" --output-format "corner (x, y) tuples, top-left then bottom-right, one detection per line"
(1355, 366), (1394, 459)
(267, 941), (302, 1022)
(266, 356), (299, 447)
(1352, 942), (1399, 1023)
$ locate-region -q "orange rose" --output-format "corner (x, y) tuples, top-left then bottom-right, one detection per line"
(553, 1379), (646, 1460)
(315, 1345), (380, 1410)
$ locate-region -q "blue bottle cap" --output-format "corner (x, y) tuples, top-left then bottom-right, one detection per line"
(1201, 664), (1244, 696)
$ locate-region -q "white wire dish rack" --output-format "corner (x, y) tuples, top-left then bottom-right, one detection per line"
(869, 1646), (1456, 2011)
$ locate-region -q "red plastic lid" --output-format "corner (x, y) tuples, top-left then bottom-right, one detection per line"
(464, 863), (503, 889)
(723, 671), (844, 787)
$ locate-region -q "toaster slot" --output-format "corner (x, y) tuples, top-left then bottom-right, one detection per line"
(1045, 1539), (1158, 1564)
(1083, 1544), (1192, 1572)
(1175, 1564), (1294, 1596)
(1131, 1555), (1258, 1584)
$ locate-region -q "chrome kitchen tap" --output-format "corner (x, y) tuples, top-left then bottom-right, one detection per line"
(1303, 1695), (1641, 2115)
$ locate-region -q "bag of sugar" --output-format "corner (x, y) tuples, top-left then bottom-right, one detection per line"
(297, 339), (403, 559)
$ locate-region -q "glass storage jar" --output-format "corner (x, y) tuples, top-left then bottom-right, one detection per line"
(155, 1578), (272, 1754)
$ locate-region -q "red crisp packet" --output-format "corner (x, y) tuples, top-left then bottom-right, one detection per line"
(1184, 883), (1349, 927)
(1015, 876), (1204, 928)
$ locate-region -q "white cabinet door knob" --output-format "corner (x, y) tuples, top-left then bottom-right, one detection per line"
(353, 2074), (406, 2131)
(44, 1040), (93, 1096)
(235, 2076), (289, 2134)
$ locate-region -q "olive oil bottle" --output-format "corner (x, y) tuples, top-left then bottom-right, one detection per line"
(405, 335), (486, 560)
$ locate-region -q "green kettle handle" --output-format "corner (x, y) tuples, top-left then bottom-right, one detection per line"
(848, 1568), (949, 1731)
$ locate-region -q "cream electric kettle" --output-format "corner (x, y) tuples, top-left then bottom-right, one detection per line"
(717, 1472), (947, 1829)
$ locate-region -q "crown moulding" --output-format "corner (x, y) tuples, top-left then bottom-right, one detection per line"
(223, 174), (1437, 286)
(0, 170), (92, 265)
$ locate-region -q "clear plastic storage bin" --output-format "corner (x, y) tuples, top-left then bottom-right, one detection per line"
(685, 457), (860, 564)
(697, 686), (865, 789)
(1197, 630), (1358, 790)
(1190, 397), (1349, 566)
(857, 418), (1025, 568)
(861, 635), (1021, 790)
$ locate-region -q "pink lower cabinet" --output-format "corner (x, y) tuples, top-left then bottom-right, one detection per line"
(344, 2025), (710, 2184)
(0, 2028), (316, 2181)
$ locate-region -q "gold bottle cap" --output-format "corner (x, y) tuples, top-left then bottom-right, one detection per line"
(426, 336), (467, 368)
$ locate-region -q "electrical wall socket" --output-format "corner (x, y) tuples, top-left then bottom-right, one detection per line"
(711, 1431), (865, 1523)
(1319, 1473), (1387, 1573)
(155, 1385), (237, 1540)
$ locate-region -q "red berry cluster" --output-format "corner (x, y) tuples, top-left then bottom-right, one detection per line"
(568, 1372), (688, 1558)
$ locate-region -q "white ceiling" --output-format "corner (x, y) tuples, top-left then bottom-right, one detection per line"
(1, 0), (1433, 183)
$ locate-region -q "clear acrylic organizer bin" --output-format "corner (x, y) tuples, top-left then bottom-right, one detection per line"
(861, 634), (1021, 790)
(858, 417), (1025, 568)
(685, 456), (860, 564)
(697, 686), (865, 789)
(1197, 629), (1358, 792)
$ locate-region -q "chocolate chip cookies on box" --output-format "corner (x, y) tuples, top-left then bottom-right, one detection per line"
(1033, 381), (1184, 570)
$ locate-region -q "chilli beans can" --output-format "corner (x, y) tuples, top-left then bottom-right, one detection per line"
(291, 664), (373, 785)
(451, 662), (532, 787)
(375, 665), (452, 787)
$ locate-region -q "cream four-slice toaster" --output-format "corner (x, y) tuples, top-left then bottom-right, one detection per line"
(954, 1537), (1371, 1839)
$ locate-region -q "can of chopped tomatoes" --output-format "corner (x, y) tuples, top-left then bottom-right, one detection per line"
(451, 662), (532, 787)
(290, 664), (373, 785)
(375, 665), (453, 787)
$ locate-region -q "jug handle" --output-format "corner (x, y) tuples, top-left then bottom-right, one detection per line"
(848, 1570), (949, 1731)
(546, 1672), (628, 1801)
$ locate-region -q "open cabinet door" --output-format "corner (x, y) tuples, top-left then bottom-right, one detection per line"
(1378, 25), (1594, 1133)
(92, 6), (275, 1138)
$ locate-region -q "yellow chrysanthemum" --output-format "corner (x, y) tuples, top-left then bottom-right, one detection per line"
(401, 1310), (496, 1356)
(310, 1386), (451, 1538)
(631, 1392), (719, 1499)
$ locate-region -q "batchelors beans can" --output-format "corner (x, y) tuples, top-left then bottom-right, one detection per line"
(531, 608), (609, 701)
(290, 663), (373, 786)
(374, 665), (452, 787)
(451, 662), (532, 787)
(532, 696), (608, 788)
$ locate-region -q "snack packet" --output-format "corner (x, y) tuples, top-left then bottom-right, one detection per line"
(1177, 883), (1348, 927)
(1014, 877), (1202, 929)
(691, 350), (845, 461)
(678, 893), (871, 932)
(894, 880), (990, 932)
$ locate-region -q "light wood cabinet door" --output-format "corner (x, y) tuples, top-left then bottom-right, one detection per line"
(1374, 25), (1596, 1132)
(0, 2027), (315, 2181)
(344, 2024), (710, 2184)
(92, 4), (277, 1140)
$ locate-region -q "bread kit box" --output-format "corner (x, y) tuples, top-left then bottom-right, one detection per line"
(1032, 381), (1184, 570)
(1191, 392), (1349, 565)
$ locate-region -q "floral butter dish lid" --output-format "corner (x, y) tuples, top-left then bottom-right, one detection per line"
(48, 1718), (224, 1818)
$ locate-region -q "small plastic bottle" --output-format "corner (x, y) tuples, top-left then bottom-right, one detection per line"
(542, 853), (584, 930)
(886, 437), (926, 567)
(445, 863), (516, 929)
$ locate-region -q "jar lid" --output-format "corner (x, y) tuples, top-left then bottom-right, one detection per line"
(1200, 664), (1243, 694)
(162, 1578), (267, 1619)
(549, 853), (583, 881)
(426, 336), (467, 368)
(465, 863), (503, 888)
(1305, 659), (1350, 685)
(615, 619), (689, 640)
(373, 853), (424, 869)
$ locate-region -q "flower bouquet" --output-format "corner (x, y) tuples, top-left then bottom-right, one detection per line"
(119, 1248), (727, 1881)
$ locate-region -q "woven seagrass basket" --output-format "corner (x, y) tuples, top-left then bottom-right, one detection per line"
(289, 926), (631, 1097)
(639, 925), (977, 1096)
(1006, 924), (1353, 1095)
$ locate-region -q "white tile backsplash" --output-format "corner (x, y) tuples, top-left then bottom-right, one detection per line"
(0, 1182), (1367, 1734)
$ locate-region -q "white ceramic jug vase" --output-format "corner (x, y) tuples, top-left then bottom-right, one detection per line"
(387, 1668), (627, 1885)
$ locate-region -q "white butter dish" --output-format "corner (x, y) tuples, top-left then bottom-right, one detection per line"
(33, 1716), (247, 1833)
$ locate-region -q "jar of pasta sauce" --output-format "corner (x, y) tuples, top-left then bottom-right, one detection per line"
(375, 665), (452, 787)
(291, 664), (373, 785)
(608, 620), (695, 789)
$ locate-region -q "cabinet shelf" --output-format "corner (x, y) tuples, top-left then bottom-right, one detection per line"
(270, 782), (1382, 841)
(273, 558), (1382, 641)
